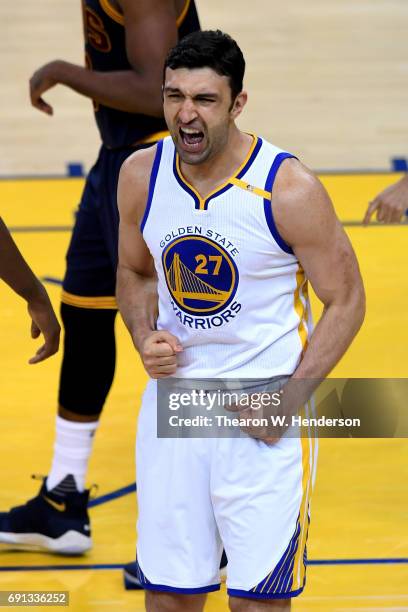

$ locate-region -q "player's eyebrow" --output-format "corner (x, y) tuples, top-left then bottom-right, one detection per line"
(193, 92), (218, 100)
(163, 87), (219, 99)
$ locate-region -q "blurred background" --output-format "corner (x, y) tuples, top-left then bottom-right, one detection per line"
(1, 0), (407, 175)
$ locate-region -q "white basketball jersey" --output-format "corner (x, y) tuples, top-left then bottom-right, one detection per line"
(141, 135), (311, 378)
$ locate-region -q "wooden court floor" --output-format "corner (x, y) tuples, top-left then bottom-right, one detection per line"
(0, 174), (407, 611)
(1, 0), (407, 175)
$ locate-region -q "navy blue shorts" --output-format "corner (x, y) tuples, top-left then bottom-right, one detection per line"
(62, 144), (138, 309)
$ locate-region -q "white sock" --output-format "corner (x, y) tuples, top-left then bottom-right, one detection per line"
(46, 416), (99, 492)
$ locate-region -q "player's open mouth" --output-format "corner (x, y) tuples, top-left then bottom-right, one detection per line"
(179, 127), (205, 151)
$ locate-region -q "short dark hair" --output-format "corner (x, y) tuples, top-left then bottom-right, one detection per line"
(164, 30), (245, 100)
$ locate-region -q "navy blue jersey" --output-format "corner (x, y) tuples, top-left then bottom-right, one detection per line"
(82, 0), (200, 149)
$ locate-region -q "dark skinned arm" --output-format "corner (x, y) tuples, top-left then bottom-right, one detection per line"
(0, 218), (60, 363)
(29, 0), (179, 116)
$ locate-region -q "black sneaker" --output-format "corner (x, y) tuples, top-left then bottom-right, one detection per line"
(123, 552), (228, 590)
(0, 475), (92, 554)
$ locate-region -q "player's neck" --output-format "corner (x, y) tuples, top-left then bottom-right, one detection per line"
(180, 129), (253, 197)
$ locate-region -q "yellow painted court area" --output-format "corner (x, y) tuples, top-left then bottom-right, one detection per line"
(0, 174), (407, 610)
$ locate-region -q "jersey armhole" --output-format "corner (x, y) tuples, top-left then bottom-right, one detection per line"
(263, 152), (296, 254)
(140, 140), (164, 233)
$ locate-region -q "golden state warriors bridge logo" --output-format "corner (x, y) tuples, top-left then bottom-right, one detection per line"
(162, 235), (239, 317)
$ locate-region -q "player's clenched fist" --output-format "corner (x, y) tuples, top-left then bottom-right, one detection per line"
(140, 330), (183, 378)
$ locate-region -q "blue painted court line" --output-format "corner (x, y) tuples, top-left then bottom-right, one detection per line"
(0, 564), (125, 572)
(42, 276), (63, 286)
(9, 226), (72, 233)
(343, 220), (408, 227)
(88, 482), (136, 508)
(67, 162), (84, 177)
(392, 158), (408, 172)
(0, 167), (402, 180)
(9, 221), (407, 235)
(0, 558), (407, 572)
(316, 168), (400, 175)
(0, 174), (80, 181)
(307, 558), (408, 566)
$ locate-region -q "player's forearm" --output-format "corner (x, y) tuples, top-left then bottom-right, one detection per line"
(293, 288), (365, 380)
(0, 219), (49, 303)
(116, 265), (158, 352)
(52, 60), (163, 116)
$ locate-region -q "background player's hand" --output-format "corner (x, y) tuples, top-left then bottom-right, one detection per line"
(140, 330), (183, 378)
(363, 175), (408, 224)
(27, 289), (61, 364)
(29, 61), (61, 115)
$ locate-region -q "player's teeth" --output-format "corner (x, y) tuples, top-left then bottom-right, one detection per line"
(182, 128), (200, 134)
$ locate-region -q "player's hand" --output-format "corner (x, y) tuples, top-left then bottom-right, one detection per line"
(363, 175), (408, 224)
(238, 407), (281, 445)
(140, 330), (183, 378)
(29, 61), (61, 115)
(225, 396), (283, 445)
(27, 291), (61, 364)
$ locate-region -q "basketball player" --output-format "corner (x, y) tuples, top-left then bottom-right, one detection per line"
(116, 30), (366, 610)
(0, 0), (200, 566)
(364, 174), (408, 223)
(0, 218), (60, 363)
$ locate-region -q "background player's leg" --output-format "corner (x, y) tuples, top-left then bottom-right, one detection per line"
(46, 303), (117, 491)
(229, 597), (291, 611)
(145, 591), (207, 612)
(48, 147), (120, 494)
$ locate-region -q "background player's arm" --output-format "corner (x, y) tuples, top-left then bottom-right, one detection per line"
(29, 0), (179, 116)
(0, 218), (60, 363)
(116, 150), (182, 378)
(273, 160), (366, 380)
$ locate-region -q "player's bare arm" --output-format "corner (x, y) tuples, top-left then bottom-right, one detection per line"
(0, 218), (60, 363)
(116, 149), (182, 378)
(363, 174), (408, 224)
(29, 0), (179, 116)
(241, 160), (366, 443)
(274, 159), (366, 380)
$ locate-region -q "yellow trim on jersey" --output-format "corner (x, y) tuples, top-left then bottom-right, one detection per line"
(176, 134), (259, 211)
(176, 0), (191, 27)
(294, 267), (309, 352)
(291, 267), (315, 590)
(99, 0), (124, 25)
(229, 177), (272, 200)
(292, 424), (313, 590)
(133, 130), (170, 146)
(61, 290), (117, 310)
(301, 276), (310, 327)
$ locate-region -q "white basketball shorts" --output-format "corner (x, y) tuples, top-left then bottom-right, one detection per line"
(135, 379), (317, 599)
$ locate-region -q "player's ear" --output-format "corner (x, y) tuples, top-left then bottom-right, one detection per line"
(230, 91), (247, 120)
